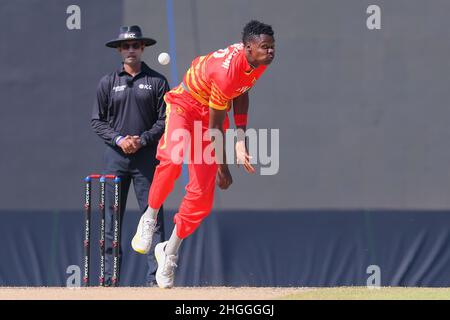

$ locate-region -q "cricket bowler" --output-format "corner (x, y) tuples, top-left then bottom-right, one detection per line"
(131, 20), (275, 288)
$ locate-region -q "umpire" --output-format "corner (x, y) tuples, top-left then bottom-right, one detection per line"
(91, 26), (169, 286)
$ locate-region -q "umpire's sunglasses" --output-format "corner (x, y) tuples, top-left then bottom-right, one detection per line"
(120, 42), (143, 50)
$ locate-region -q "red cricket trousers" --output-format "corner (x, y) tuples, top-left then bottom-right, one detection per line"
(148, 88), (229, 239)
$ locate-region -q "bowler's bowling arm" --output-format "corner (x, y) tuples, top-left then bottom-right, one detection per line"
(232, 92), (249, 132)
(232, 92), (255, 173)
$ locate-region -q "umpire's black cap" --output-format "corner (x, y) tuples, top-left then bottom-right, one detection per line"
(105, 25), (156, 48)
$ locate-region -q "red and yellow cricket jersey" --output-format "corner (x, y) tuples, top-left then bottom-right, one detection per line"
(165, 43), (267, 111)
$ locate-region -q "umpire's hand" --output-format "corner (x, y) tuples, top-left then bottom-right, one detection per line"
(118, 135), (142, 154)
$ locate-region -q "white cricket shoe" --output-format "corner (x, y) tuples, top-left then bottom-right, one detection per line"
(131, 214), (156, 254)
(155, 241), (178, 289)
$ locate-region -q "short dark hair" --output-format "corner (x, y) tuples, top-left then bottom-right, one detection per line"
(242, 20), (274, 44)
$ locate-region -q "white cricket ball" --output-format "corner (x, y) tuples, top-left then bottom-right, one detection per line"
(158, 52), (170, 65)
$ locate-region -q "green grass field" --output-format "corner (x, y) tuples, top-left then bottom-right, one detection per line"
(281, 287), (450, 300)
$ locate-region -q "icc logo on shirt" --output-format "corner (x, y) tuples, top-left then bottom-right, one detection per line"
(139, 84), (152, 90)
